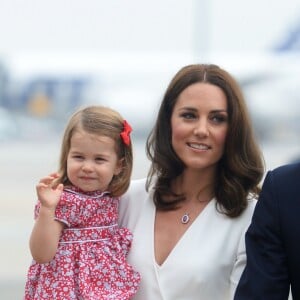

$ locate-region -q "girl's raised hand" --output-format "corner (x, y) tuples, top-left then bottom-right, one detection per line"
(36, 173), (64, 210)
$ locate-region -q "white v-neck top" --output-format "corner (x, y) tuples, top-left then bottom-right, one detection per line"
(119, 178), (256, 300)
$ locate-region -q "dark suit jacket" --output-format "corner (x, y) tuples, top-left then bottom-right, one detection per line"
(234, 162), (300, 300)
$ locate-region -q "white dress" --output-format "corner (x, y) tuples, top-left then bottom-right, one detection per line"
(118, 178), (256, 300)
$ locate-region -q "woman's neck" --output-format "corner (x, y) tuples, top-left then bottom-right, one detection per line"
(173, 168), (215, 203)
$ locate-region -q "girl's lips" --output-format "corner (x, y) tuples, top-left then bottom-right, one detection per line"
(80, 176), (96, 180)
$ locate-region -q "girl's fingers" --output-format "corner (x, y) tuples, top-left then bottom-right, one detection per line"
(39, 173), (59, 184)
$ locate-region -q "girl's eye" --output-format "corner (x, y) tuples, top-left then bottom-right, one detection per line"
(73, 155), (83, 160)
(95, 157), (105, 162)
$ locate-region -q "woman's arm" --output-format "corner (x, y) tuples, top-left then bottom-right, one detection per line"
(230, 229), (248, 299)
(229, 200), (257, 299)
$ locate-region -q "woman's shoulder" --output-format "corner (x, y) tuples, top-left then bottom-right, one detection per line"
(120, 178), (149, 209)
(119, 178), (150, 228)
(239, 195), (257, 221)
(126, 178), (148, 197)
(247, 196), (257, 212)
(129, 177), (147, 189)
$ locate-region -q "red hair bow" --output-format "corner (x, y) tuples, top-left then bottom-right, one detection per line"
(120, 120), (132, 146)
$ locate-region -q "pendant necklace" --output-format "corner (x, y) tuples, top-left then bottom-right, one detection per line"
(181, 213), (190, 224)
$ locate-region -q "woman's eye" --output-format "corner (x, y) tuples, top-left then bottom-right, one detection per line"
(181, 112), (196, 119)
(211, 115), (228, 123)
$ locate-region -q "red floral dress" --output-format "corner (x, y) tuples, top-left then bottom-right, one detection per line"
(24, 186), (141, 300)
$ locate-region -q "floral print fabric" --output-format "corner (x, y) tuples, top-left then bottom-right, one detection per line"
(24, 186), (140, 299)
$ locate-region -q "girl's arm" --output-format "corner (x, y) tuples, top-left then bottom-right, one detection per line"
(29, 174), (64, 263)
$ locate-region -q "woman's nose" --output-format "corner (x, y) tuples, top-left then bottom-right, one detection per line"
(193, 120), (209, 137)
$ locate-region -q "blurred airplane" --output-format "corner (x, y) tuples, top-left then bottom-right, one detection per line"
(1, 30), (300, 143)
(0, 52), (189, 139)
(209, 24), (300, 143)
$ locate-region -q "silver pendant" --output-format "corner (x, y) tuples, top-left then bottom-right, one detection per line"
(181, 213), (190, 224)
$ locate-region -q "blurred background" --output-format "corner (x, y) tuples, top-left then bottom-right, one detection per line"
(1, 0), (300, 298)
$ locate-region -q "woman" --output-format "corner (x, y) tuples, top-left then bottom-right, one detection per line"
(119, 64), (265, 299)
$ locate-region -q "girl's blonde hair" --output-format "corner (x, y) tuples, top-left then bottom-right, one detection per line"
(57, 105), (133, 197)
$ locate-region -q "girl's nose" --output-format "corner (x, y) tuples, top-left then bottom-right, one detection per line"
(81, 161), (93, 172)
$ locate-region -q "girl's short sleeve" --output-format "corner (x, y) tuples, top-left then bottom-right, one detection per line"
(33, 190), (79, 227)
(33, 201), (41, 220)
(54, 190), (79, 227)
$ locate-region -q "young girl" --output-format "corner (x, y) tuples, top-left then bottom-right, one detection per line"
(24, 105), (141, 299)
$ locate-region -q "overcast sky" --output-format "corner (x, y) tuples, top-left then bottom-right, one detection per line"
(0, 0), (300, 58)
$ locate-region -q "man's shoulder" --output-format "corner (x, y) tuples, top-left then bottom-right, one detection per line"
(262, 162), (300, 197)
(271, 161), (300, 179)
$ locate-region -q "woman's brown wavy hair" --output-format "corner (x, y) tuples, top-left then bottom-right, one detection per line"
(56, 105), (133, 197)
(146, 64), (265, 218)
